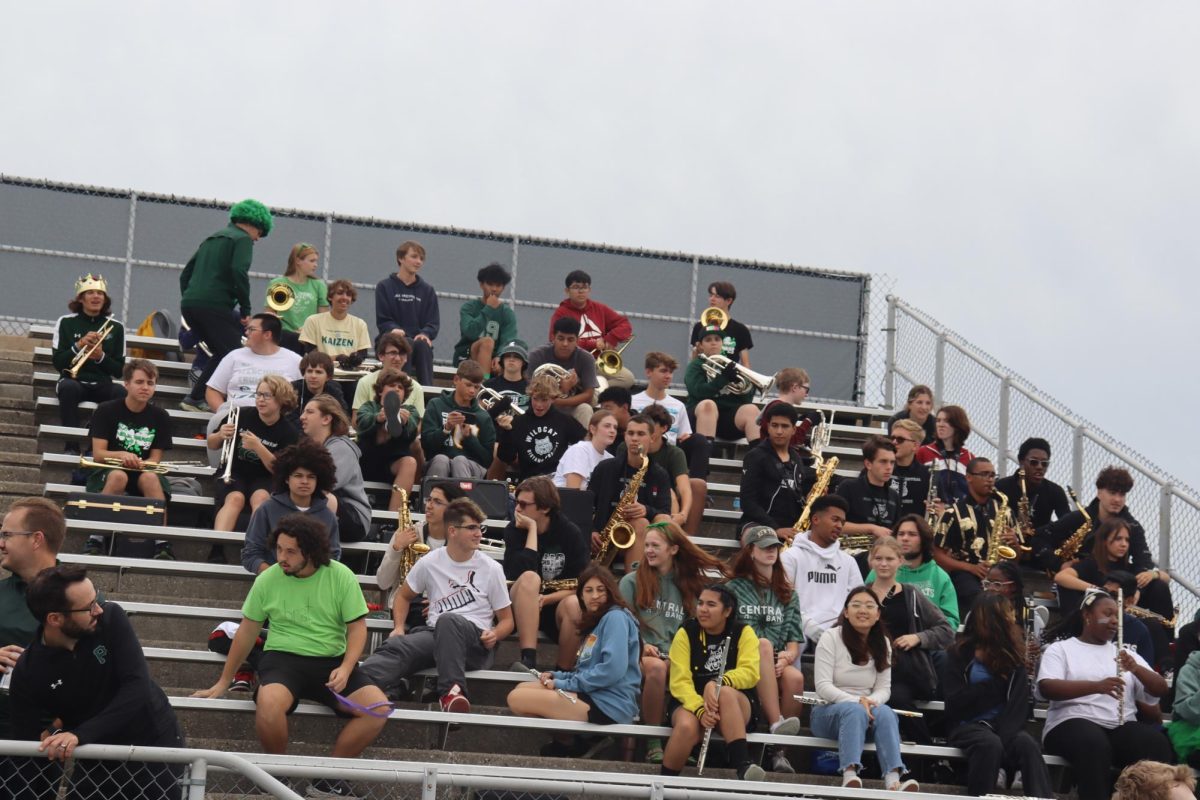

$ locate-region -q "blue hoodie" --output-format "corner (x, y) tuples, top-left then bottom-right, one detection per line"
(242, 491), (342, 574)
(374, 273), (440, 341)
(552, 607), (641, 724)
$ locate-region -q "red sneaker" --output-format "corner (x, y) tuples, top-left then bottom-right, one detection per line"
(439, 684), (470, 713)
(230, 670), (255, 693)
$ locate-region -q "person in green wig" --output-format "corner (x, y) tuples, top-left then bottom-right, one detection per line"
(179, 199), (274, 413)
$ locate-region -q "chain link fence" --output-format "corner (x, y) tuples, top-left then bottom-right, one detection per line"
(884, 295), (1200, 623)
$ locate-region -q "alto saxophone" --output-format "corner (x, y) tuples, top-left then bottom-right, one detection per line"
(1054, 485), (1092, 562)
(1017, 468), (1036, 544)
(983, 492), (1019, 565)
(540, 578), (579, 593)
(394, 489), (429, 582)
(1125, 604), (1178, 629)
(790, 412), (840, 545)
(595, 450), (649, 567)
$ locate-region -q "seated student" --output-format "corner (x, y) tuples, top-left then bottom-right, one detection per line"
(689, 281), (754, 365)
(494, 371), (585, 483)
(915, 404), (974, 504)
(685, 323), (760, 443)
(781, 495), (861, 647)
(52, 273), (126, 445)
(420, 359), (496, 480)
(866, 514), (960, 629)
(945, 593), (1053, 799)
(288, 350), (348, 427)
(1037, 589), (1174, 800)
(528, 316), (599, 428)
(588, 414), (673, 569)
(662, 584), (765, 782)
(757, 367), (822, 450)
(241, 440), (342, 574)
(504, 477), (590, 672)
(632, 351), (712, 485)
(738, 402), (810, 541)
(1113, 761), (1197, 800)
(864, 536), (953, 744)
(994, 436), (1069, 539)
(1101, 570), (1159, 670)
(194, 515), (387, 798)
(888, 385), (936, 446)
(1054, 517), (1144, 619)
(360, 499), (514, 712)
(507, 564), (642, 754)
(549, 269), (635, 389)
(811, 586), (918, 792)
(836, 435), (901, 572)
(484, 338), (530, 413)
(351, 331), (426, 423)
(978, 560), (1039, 638)
(203, 312), (303, 414)
(621, 405), (697, 533)
(1168, 645), (1200, 767)
(266, 243), (329, 354)
(298, 278), (371, 368)
(454, 262), (517, 375)
(375, 239), (439, 388)
(888, 419), (932, 518)
(207, 375), (300, 562)
(298, 394), (372, 544)
(81, 359), (175, 560)
(597, 386), (631, 454)
(355, 367), (420, 511)
(553, 409), (617, 489)
(725, 525), (805, 774)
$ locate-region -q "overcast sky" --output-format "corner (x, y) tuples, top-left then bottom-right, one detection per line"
(2, 2), (1197, 491)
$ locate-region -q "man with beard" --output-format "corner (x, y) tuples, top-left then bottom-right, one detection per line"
(8, 565), (184, 799)
(194, 514), (387, 798)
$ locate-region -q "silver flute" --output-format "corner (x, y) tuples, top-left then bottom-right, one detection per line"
(527, 667), (576, 704)
(793, 695), (924, 718)
(696, 634), (733, 775)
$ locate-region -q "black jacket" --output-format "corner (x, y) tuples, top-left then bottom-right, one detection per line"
(502, 512), (589, 583)
(890, 460), (931, 519)
(838, 473), (901, 528)
(1038, 498), (1154, 572)
(943, 644), (1033, 742)
(738, 440), (812, 529)
(994, 473), (1069, 531)
(589, 456), (673, 532)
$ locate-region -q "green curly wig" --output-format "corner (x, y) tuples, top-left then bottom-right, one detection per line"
(229, 199), (274, 237)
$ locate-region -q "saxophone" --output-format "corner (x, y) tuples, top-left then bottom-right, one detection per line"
(595, 450), (649, 567)
(983, 492), (1019, 565)
(1054, 485), (1092, 562)
(540, 578), (579, 593)
(790, 412), (840, 544)
(394, 489), (430, 582)
(1017, 468), (1036, 544)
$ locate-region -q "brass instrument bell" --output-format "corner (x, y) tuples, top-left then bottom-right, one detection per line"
(266, 283), (296, 313)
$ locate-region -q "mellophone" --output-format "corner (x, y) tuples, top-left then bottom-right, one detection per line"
(793, 695), (924, 718)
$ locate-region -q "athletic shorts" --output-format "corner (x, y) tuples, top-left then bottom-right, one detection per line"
(215, 474), (274, 507)
(539, 602), (560, 641)
(257, 650), (374, 718)
(715, 408), (745, 442)
(84, 467), (172, 500)
(667, 689), (760, 732)
(577, 691), (618, 725)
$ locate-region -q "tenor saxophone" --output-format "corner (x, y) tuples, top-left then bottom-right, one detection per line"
(595, 451), (649, 567)
(1017, 468), (1036, 544)
(1054, 485), (1093, 561)
(394, 489), (429, 582)
(984, 492), (1019, 565)
(790, 412), (839, 545)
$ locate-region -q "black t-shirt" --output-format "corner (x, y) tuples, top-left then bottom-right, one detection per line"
(88, 398), (173, 458)
(879, 584), (910, 637)
(994, 474), (1070, 530)
(941, 495), (1001, 564)
(484, 374), (529, 412)
(890, 460), (931, 519)
(689, 317), (753, 359)
(837, 474), (901, 528)
(501, 513), (589, 583)
(232, 408), (300, 484)
(496, 407), (586, 480)
(589, 457), (673, 531)
(889, 410), (936, 445)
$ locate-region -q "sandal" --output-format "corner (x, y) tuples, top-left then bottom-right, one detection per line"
(645, 740), (664, 764)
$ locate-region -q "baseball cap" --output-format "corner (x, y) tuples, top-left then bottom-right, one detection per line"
(741, 525), (782, 549)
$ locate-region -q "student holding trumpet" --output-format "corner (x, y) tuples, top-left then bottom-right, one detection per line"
(52, 273), (126, 445)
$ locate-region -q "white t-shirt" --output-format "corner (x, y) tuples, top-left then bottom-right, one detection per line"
(631, 391), (692, 445)
(207, 347), (302, 406)
(553, 441), (612, 489)
(1037, 637), (1157, 736)
(403, 546), (511, 631)
(298, 312), (371, 357)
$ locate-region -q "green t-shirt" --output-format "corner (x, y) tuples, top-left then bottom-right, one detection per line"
(725, 575), (803, 651)
(242, 561), (368, 657)
(866, 558), (960, 629)
(619, 569), (685, 653)
(268, 276), (329, 333)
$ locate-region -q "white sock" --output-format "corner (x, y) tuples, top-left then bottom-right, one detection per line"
(885, 769), (902, 788)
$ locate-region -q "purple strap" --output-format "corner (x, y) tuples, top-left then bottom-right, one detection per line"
(329, 688), (395, 718)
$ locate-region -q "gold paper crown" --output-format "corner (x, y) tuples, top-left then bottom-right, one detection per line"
(74, 273), (108, 296)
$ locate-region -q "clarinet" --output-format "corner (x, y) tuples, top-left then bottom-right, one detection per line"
(696, 633), (733, 776)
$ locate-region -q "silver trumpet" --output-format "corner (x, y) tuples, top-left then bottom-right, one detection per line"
(218, 405), (240, 484)
(478, 388), (523, 418)
(698, 353), (775, 397)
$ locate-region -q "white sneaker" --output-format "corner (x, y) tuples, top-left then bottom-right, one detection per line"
(769, 716), (801, 736)
(1011, 770), (1024, 791)
(996, 767), (1008, 789)
(842, 769), (863, 789)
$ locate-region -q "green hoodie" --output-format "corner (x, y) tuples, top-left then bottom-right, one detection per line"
(180, 224), (254, 314)
(419, 388), (496, 467)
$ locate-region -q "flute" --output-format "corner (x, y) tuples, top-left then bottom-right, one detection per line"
(527, 667), (577, 704)
(793, 695), (924, 718)
(1116, 587), (1126, 724)
(697, 634), (733, 776)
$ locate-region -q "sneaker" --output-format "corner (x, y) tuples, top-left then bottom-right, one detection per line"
(206, 544), (228, 564)
(767, 745), (795, 774)
(153, 542), (176, 561)
(230, 670), (254, 693)
(83, 538), (106, 557)
(179, 398), (210, 414)
(1010, 770), (1023, 792)
(439, 684), (470, 713)
(996, 767), (1008, 789)
(737, 763), (766, 782)
(383, 391), (404, 437)
(842, 769), (863, 789)
(510, 660), (536, 674)
(885, 771), (919, 792)
(306, 778), (358, 798)
(769, 716), (801, 736)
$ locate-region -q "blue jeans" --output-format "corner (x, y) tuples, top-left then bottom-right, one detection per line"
(810, 700), (906, 775)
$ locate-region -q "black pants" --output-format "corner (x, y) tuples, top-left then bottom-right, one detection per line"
(14, 725), (185, 800)
(181, 306), (243, 402)
(1138, 577), (1175, 623)
(679, 433), (712, 479)
(337, 503), (369, 543)
(403, 336), (434, 388)
(950, 570), (982, 617)
(1044, 718), (1174, 800)
(948, 722), (1052, 798)
(55, 379), (126, 429)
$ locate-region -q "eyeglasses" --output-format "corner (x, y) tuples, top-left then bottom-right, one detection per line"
(799, 385), (811, 391)
(568, 283), (590, 291)
(514, 500), (534, 510)
(1025, 458), (1050, 467)
(0, 530), (37, 541)
(254, 392), (274, 400)
(847, 602), (879, 611)
(380, 350), (403, 358)
(452, 523), (488, 534)
(981, 580), (1014, 591)
(890, 435), (914, 444)
(424, 497), (447, 507)
(62, 595), (101, 615)
(969, 471), (997, 479)
(244, 326), (262, 334)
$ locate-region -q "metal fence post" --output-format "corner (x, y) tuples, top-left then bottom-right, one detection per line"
(998, 376), (1011, 471)
(687, 256), (699, 352)
(187, 756), (207, 800)
(322, 214), (334, 280)
(1072, 425), (1085, 493)
(933, 333), (946, 406)
(1160, 483), (1173, 571)
(509, 235), (519, 303)
(421, 765), (438, 800)
(884, 296), (897, 409)
(121, 192), (138, 323)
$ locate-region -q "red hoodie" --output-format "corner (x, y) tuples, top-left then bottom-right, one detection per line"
(548, 298), (633, 354)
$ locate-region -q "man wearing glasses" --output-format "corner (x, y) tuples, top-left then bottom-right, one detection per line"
(548, 270), (635, 389)
(361, 498), (513, 713)
(8, 565), (184, 799)
(0, 498), (65, 736)
(888, 419), (932, 518)
(994, 438), (1069, 550)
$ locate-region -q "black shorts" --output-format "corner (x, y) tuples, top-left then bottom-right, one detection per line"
(539, 602), (560, 641)
(577, 691), (617, 725)
(257, 650), (374, 718)
(215, 474), (274, 507)
(715, 408), (746, 441)
(667, 690), (760, 732)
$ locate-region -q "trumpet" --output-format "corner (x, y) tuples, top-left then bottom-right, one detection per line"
(478, 388), (523, 418)
(699, 306), (729, 330)
(595, 336), (635, 377)
(218, 405), (240, 484)
(697, 353), (774, 397)
(79, 455), (206, 475)
(67, 320), (115, 379)
(266, 283), (296, 313)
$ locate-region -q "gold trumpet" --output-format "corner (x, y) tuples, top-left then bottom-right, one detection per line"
(595, 336), (635, 377)
(67, 320), (115, 379)
(78, 455), (205, 474)
(266, 283), (296, 313)
(699, 306), (730, 330)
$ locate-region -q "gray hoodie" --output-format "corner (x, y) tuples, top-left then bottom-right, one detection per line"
(781, 532), (864, 643)
(242, 491), (341, 574)
(325, 435), (372, 535)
